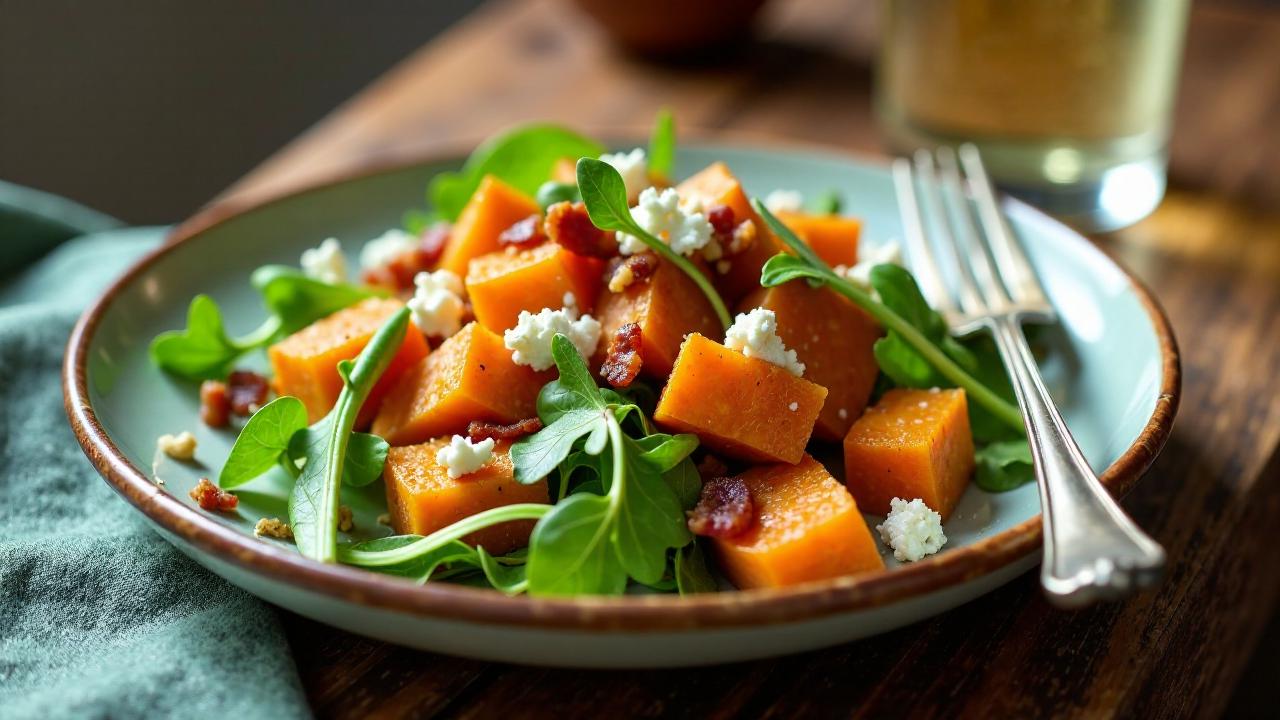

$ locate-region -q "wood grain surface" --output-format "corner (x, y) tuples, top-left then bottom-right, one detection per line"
(212, 0), (1280, 716)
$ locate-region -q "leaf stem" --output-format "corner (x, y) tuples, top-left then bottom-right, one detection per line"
(232, 314), (283, 351)
(636, 232), (732, 331)
(337, 504), (552, 567)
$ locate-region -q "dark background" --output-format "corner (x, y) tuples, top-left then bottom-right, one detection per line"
(0, 0), (484, 224)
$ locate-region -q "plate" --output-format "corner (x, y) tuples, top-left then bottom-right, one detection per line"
(64, 142), (1179, 667)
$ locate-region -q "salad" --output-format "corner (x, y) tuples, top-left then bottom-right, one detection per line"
(151, 112), (1033, 597)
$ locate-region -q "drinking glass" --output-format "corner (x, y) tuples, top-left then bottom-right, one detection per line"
(876, 0), (1191, 231)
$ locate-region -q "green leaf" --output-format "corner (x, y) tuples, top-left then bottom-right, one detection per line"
(218, 396), (308, 488)
(753, 198), (830, 270)
(760, 254), (829, 288)
(512, 335), (613, 484)
(526, 492), (627, 596)
(342, 432), (389, 487)
(342, 536), (479, 582)
(149, 295), (249, 381)
(634, 433), (698, 473)
(808, 190), (842, 215)
(251, 265), (378, 336)
(975, 439), (1035, 492)
(647, 109), (676, 179)
(663, 457), (703, 510)
(675, 542), (718, 595)
(290, 308), (410, 563)
(429, 124), (605, 221)
(477, 547), (528, 595)
(611, 438), (692, 584)
(402, 208), (436, 235)
(535, 181), (580, 211)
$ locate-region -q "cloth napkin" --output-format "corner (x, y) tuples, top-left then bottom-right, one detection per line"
(0, 185), (310, 719)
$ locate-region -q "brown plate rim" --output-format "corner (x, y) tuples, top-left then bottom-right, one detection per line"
(63, 137), (1182, 632)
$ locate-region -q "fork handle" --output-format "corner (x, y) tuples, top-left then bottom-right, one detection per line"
(987, 315), (1165, 608)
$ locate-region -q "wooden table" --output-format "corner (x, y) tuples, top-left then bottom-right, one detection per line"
(212, 0), (1280, 716)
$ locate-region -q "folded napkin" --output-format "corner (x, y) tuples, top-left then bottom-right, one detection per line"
(0, 192), (309, 718)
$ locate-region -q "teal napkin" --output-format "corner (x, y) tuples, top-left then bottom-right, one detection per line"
(0, 193), (309, 718)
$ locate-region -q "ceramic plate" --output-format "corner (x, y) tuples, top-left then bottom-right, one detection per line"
(64, 143), (1179, 667)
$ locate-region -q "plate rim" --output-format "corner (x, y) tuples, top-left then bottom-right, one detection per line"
(62, 138), (1182, 632)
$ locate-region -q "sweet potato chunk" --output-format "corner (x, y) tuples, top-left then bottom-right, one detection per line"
(676, 162), (786, 303)
(711, 454), (884, 589)
(550, 157), (577, 184)
(268, 298), (428, 426)
(593, 259), (722, 381)
(843, 388), (975, 521)
(384, 439), (549, 555)
(775, 211), (861, 268)
(372, 322), (551, 446)
(437, 175), (540, 278)
(738, 282), (881, 441)
(654, 333), (826, 464)
(466, 242), (604, 332)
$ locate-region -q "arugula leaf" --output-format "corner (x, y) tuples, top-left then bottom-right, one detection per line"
(218, 396), (308, 488)
(339, 432), (389, 487)
(662, 457), (703, 510)
(611, 437), (692, 584)
(429, 124), (605, 221)
(535, 180), (580, 211)
(290, 308), (410, 562)
(526, 492), (627, 595)
(511, 338), (612, 484)
(150, 295), (276, 381)
(402, 208), (436, 235)
(975, 439), (1034, 491)
(477, 547), (528, 595)
(342, 536), (480, 582)
(809, 190), (843, 215)
(675, 542), (719, 595)
(576, 157), (731, 330)
(250, 265), (378, 335)
(647, 109), (676, 180)
(634, 433), (698, 473)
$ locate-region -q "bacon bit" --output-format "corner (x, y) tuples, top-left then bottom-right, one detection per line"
(707, 204), (736, 237)
(545, 201), (618, 258)
(600, 322), (643, 388)
(696, 454), (729, 480)
(227, 370), (270, 416)
(606, 252), (657, 293)
(362, 223), (451, 292)
(199, 380), (231, 428)
(498, 214), (547, 248)
(190, 477), (238, 512)
(468, 417), (544, 442)
(687, 476), (754, 538)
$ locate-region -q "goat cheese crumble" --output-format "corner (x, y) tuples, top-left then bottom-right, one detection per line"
(300, 238), (349, 284)
(436, 435), (496, 479)
(617, 187), (713, 257)
(359, 228), (418, 270)
(724, 308), (805, 377)
(876, 497), (947, 562)
(156, 431), (197, 461)
(834, 239), (904, 289)
(407, 269), (466, 338)
(763, 189), (805, 214)
(503, 302), (602, 371)
(600, 148), (649, 200)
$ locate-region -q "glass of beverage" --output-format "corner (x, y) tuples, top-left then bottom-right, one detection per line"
(875, 0), (1191, 231)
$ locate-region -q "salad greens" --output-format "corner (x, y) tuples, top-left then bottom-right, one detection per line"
(150, 266), (376, 382)
(647, 108), (676, 180)
(809, 190), (843, 215)
(576, 157), (732, 330)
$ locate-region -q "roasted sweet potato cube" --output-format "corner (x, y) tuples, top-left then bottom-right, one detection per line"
(711, 454), (884, 589)
(267, 298), (428, 426)
(384, 439), (549, 556)
(738, 282), (881, 441)
(593, 259), (722, 381)
(436, 175), (541, 278)
(842, 388), (976, 521)
(372, 322), (551, 446)
(466, 242), (604, 333)
(676, 162), (787, 304)
(654, 333), (826, 464)
(550, 157), (577, 184)
(775, 211), (861, 268)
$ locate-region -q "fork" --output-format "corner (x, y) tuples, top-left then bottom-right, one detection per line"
(892, 145), (1166, 608)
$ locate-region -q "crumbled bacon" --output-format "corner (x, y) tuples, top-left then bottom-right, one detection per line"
(687, 476), (754, 538)
(545, 201), (618, 258)
(498, 214), (547, 248)
(361, 223), (451, 292)
(605, 252), (657, 292)
(227, 370), (270, 416)
(467, 417), (544, 442)
(600, 322), (643, 388)
(190, 477), (238, 512)
(707, 204), (736, 238)
(199, 380), (231, 428)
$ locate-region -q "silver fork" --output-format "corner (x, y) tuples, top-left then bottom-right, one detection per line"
(893, 144), (1166, 608)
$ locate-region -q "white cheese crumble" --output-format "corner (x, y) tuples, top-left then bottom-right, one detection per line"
(407, 269), (466, 338)
(503, 305), (602, 371)
(724, 308), (805, 377)
(600, 148), (649, 201)
(834, 239), (904, 289)
(359, 228), (418, 270)
(764, 189), (805, 214)
(617, 187), (713, 257)
(156, 431), (197, 461)
(436, 435), (496, 479)
(876, 497), (947, 562)
(788, 401), (799, 411)
(300, 238), (349, 284)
